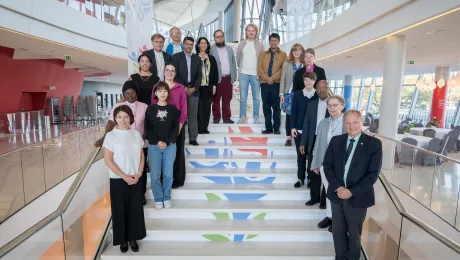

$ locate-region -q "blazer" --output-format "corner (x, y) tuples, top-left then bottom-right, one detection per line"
(280, 62), (303, 95)
(323, 133), (383, 208)
(199, 54), (219, 96)
(300, 99), (330, 152)
(310, 116), (346, 170)
(210, 45), (237, 84)
(142, 49), (172, 78)
(172, 52), (202, 97)
(293, 64), (326, 91)
(257, 48), (288, 84)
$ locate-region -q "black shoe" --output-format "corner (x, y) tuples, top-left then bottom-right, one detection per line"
(285, 140), (292, 146)
(213, 119), (220, 124)
(189, 140), (199, 146)
(198, 131), (210, 134)
(129, 240), (139, 252)
(305, 199), (320, 206)
(223, 119), (234, 124)
(294, 179), (304, 188)
(203, 130), (210, 134)
(328, 225), (332, 232)
(120, 242), (128, 253)
(319, 202), (326, 209)
(274, 129), (281, 135)
(318, 217), (332, 229)
(262, 129), (273, 134)
(172, 184), (182, 189)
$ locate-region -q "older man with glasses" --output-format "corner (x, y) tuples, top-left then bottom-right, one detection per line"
(165, 26), (184, 56)
(143, 34), (172, 81)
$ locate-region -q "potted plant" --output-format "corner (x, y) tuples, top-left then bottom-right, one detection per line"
(403, 122), (415, 136)
(427, 117), (440, 128)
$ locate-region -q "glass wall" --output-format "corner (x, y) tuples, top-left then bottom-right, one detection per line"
(224, 0), (235, 43)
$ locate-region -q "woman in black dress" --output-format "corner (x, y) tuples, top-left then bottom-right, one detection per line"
(129, 54), (160, 203)
(130, 54), (160, 105)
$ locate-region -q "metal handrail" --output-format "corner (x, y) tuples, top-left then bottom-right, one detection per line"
(0, 147), (102, 257)
(378, 172), (460, 254)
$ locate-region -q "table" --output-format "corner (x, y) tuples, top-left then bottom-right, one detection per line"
(396, 134), (432, 149)
(410, 127), (458, 140)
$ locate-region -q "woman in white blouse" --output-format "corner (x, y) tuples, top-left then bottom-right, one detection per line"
(310, 95), (346, 233)
(103, 105), (146, 253)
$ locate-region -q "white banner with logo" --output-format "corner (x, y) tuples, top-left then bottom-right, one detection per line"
(125, 0), (154, 74)
(285, 0), (314, 44)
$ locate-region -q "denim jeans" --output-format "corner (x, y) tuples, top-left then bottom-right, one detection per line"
(148, 143), (177, 202)
(239, 73), (260, 118)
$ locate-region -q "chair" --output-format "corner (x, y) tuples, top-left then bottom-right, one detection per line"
(423, 129), (436, 138)
(446, 130), (459, 153)
(416, 138), (442, 166)
(415, 123), (424, 127)
(399, 138), (418, 165)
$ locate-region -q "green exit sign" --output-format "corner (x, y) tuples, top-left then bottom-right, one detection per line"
(407, 60), (415, 64)
(64, 55), (72, 60)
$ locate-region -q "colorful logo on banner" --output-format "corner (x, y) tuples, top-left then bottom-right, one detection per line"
(125, 0), (154, 74)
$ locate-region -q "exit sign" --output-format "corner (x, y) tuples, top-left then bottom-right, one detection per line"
(407, 60), (415, 64)
(64, 55), (72, 60)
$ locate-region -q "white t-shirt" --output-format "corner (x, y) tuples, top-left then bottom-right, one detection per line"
(241, 41), (258, 76)
(103, 128), (144, 179)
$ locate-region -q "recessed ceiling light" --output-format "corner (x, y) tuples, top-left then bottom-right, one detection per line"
(346, 56), (352, 59)
(426, 29), (443, 35)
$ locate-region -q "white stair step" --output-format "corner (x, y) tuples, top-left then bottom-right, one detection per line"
(185, 146), (296, 156)
(185, 167), (297, 183)
(195, 135), (288, 145)
(146, 183), (310, 201)
(101, 241), (335, 259)
(185, 154), (297, 169)
(140, 219), (332, 242)
(209, 117), (286, 124)
(144, 200), (324, 220)
(207, 125), (287, 134)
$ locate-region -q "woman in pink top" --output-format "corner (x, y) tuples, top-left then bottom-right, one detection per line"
(151, 63), (187, 188)
(95, 80), (149, 204)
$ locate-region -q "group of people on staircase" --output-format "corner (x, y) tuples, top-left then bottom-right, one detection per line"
(95, 23), (383, 260)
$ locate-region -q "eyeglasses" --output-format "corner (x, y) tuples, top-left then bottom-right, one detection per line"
(153, 40), (164, 44)
(165, 69), (176, 73)
(327, 104), (341, 108)
(171, 32), (181, 36)
(215, 35), (224, 39)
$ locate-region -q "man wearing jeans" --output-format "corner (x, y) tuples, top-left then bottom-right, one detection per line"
(236, 23), (265, 124)
(257, 33), (287, 134)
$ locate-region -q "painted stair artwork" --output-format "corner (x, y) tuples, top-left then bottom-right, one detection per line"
(101, 116), (335, 259)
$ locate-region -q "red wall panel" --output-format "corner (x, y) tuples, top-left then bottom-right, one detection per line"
(0, 46), (85, 114)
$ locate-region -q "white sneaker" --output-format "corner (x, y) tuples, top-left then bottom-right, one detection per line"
(254, 117), (261, 124)
(163, 200), (172, 209)
(237, 118), (246, 124)
(154, 202), (163, 210)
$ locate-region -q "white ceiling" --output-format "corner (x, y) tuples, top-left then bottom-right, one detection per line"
(315, 9), (460, 79)
(154, 0), (210, 27)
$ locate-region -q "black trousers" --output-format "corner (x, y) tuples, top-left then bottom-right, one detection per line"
(294, 133), (307, 181)
(331, 200), (367, 260)
(173, 126), (186, 186)
(261, 83), (281, 131)
(198, 86), (212, 132)
(285, 115), (291, 137)
(141, 147), (148, 196)
(308, 135), (322, 201)
(110, 178), (146, 246)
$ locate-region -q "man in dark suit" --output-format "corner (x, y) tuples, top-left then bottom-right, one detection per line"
(323, 110), (382, 260)
(299, 80), (330, 206)
(142, 34), (172, 81)
(172, 36), (202, 146)
(293, 48), (326, 91)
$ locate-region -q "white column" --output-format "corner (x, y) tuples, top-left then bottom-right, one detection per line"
(379, 35), (407, 170)
(233, 0), (242, 42)
(218, 11), (224, 30)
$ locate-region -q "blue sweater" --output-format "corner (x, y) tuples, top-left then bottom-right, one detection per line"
(290, 90), (318, 131)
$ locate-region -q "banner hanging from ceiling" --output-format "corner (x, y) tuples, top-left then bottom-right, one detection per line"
(286, 0), (314, 44)
(125, 0), (154, 74)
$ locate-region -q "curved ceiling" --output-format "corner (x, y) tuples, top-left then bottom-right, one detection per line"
(154, 0), (210, 27)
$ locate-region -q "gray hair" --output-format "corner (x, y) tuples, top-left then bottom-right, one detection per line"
(326, 95), (346, 106)
(169, 26), (181, 35)
(344, 109), (363, 122)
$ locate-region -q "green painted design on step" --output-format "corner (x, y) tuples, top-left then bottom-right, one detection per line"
(212, 212), (230, 219)
(205, 193), (221, 200)
(253, 213), (267, 219)
(246, 234), (259, 240)
(202, 234), (231, 241)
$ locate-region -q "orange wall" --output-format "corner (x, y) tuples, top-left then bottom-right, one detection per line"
(0, 46), (85, 114)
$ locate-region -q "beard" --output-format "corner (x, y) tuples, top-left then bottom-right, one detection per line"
(216, 41), (226, 47)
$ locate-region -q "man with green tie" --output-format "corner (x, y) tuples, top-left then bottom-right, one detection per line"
(322, 110), (382, 260)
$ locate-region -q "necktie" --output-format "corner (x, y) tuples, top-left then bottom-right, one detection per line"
(345, 139), (355, 163)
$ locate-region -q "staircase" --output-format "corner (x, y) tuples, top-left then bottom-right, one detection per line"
(101, 95), (336, 259)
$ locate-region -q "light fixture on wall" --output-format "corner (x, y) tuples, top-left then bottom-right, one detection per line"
(448, 72), (457, 87)
(437, 67), (445, 88)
